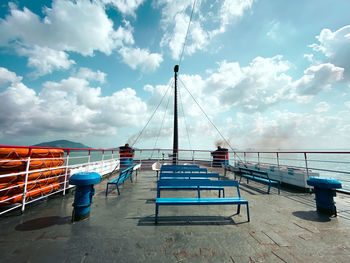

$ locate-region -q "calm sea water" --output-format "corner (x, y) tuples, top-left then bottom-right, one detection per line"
(64, 150), (350, 191)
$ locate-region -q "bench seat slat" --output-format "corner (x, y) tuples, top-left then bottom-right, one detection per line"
(156, 197), (248, 205)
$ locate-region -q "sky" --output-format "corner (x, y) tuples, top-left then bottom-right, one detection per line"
(0, 0), (350, 150)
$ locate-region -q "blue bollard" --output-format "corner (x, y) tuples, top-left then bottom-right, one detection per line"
(69, 172), (101, 222)
(307, 177), (342, 216)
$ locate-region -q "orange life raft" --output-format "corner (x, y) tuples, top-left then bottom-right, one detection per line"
(0, 148), (66, 206)
(0, 158), (65, 175)
(0, 168), (66, 184)
(0, 177), (59, 196)
(0, 148), (64, 159)
(0, 182), (61, 206)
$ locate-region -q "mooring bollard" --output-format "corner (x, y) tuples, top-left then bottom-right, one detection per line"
(69, 172), (101, 222)
(307, 177), (342, 216)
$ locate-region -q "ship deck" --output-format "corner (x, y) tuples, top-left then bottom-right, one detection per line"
(1, 169), (350, 262)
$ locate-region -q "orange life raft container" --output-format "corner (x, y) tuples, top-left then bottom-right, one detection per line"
(0, 182), (61, 206)
(0, 177), (59, 196)
(0, 148), (64, 159)
(0, 158), (65, 175)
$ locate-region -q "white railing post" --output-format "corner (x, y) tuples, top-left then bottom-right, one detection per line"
(258, 152), (260, 168)
(244, 152), (247, 164)
(63, 150), (70, 196)
(87, 149), (91, 171)
(304, 152), (309, 177)
(139, 150), (142, 166)
(101, 150), (105, 175)
(276, 152), (281, 181)
(192, 150), (195, 164)
(21, 156), (31, 213)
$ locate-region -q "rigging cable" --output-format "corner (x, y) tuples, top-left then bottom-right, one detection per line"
(150, 84), (173, 159)
(178, 77), (243, 162)
(131, 79), (174, 147)
(178, 81), (192, 150)
(178, 0), (197, 67)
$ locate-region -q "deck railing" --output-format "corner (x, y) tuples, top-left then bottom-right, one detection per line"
(1, 146), (349, 216)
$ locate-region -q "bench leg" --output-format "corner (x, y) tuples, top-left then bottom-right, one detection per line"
(267, 184), (271, 194)
(278, 183), (280, 195)
(105, 184), (109, 196)
(246, 204), (250, 222)
(117, 185), (120, 195)
(237, 204), (241, 214)
(155, 204), (159, 223)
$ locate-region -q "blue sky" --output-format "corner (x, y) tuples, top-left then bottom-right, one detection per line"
(1, 0), (350, 150)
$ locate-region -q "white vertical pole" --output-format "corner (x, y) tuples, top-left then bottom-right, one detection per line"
(276, 152), (281, 181)
(21, 156), (31, 213)
(304, 152), (309, 177)
(101, 150), (105, 175)
(87, 149), (91, 172)
(63, 150), (70, 196)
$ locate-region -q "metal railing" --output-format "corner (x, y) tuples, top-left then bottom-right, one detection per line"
(1, 146), (349, 216)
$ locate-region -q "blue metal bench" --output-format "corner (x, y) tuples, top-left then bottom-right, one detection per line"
(160, 166), (207, 173)
(157, 179), (224, 197)
(161, 164), (199, 168)
(159, 172), (220, 179)
(155, 179), (250, 223)
(105, 164), (136, 196)
(237, 167), (280, 194)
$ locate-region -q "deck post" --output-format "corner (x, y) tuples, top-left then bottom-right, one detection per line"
(63, 150), (70, 196)
(172, 65), (179, 165)
(21, 155), (31, 213)
(276, 152), (281, 181)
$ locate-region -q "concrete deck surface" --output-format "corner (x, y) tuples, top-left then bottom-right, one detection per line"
(0, 169), (349, 263)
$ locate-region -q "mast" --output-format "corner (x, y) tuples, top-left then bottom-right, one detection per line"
(172, 65), (179, 164)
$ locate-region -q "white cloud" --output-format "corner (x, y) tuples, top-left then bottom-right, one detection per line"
(311, 25), (350, 78)
(145, 56), (344, 118)
(157, 0), (254, 60)
(345, 101), (350, 109)
(16, 45), (75, 77)
(218, 0), (254, 32)
(294, 63), (344, 95)
(0, 67), (22, 87)
(74, 67), (107, 83)
(0, 68), (147, 137)
(119, 47), (163, 73)
(0, 0), (134, 75)
(303, 53), (314, 63)
(205, 56), (295, 112)
(315, 101), (330, 113)
(266, 20), (280, 40)
(100, 0), (145, 17)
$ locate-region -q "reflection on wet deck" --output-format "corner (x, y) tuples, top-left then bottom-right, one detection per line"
(1, 170), (349, 262)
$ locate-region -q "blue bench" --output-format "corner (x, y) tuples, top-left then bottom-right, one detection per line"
(237, 167), (280, 194)
(159, 172), (220, 179)
(161, 166), (207, 173)
(161, 164), (199, 168)
(105, 164), (136, 196)
(155, 179), (250, 223)
(157, 177), (224, 197)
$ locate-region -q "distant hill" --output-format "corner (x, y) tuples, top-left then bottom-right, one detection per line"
(32, 140), (90, 149)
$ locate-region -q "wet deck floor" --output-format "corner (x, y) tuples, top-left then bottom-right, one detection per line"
(1, 169), (350, 262)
